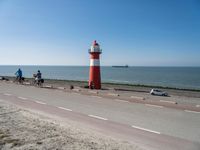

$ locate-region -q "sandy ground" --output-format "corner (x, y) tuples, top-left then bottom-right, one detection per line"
(0, 100), (144, 150)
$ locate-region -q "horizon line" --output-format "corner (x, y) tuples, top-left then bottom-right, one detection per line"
(0, 65), (199, 67)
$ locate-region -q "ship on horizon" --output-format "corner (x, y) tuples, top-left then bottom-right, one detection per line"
(112, 65), (129, 68)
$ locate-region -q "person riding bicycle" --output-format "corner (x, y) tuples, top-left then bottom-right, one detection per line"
(35, 70), (42, 83)
(15, 68), (22, 83)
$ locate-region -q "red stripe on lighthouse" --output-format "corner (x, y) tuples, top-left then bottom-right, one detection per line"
(89, 66), (101, 89)
(90, 53), (99, 59)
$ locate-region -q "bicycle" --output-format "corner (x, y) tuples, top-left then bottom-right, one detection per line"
(32, 74), (44, 87)
(14, 76), (24, 84)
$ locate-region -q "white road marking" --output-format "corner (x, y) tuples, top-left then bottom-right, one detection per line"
(88, 115), (108, 121)
(88, 91), (99, 94)
(90, 96), (102, 99)
(160, 100), (177, 104)
(57, 87), (66, 90)
(196, 105), (200, 107)
(184, 110), (200, 114)
(57, 107), (72, 111)
(72, 93), (81, 95)
(23, 82), (31, 85)
(35, 101), (46, 105)
(115, 99), (129, 103)
(108, 93), (120, 96)
(4, 93), (12, 96)
(73, 89), (81, 92)
(130, 96), (145, 100)
(18, 97), (27, 100)
(145, 104), (163, 108)
(131, 125), (161, 134)
(43, 85), (53, 88)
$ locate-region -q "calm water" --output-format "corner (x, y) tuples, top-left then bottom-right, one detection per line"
(0, 66), (200, 90)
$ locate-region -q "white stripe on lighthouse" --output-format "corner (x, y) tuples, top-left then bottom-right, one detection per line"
(90, 59), (100, 66)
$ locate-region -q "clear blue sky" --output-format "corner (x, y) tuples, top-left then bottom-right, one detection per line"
(0, 0), (200, 66)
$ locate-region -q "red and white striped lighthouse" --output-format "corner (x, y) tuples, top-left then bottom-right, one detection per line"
(88, 40), (102, 89)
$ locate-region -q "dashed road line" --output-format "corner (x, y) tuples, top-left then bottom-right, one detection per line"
(131, 125), (161, 134)
(184, 110), (200, 114)
(3, 93), (12, 96)
(35, 101), (46, 105)
(73, 89), (81, 92)
(108, 93), (120, 97)
(88, 115), (108, 121)
(145, 104), (163, 108)
(115, 99), (129, 103)
(57, 87), (66, 90)
(160, 100), (177, 104)
(72, 93), (81, 95)
(57, 107), (72, 111)
(43, 85), (53, 88)
(90, 96), (102, 99)
(18, 97), (27, 100)
(130, 96), (145, 100)
(88, 91), (99, 94)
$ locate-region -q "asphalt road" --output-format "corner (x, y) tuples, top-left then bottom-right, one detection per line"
(0, 82), (200, 150)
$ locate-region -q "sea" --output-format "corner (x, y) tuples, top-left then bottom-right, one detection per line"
(0, 66), (200, 90)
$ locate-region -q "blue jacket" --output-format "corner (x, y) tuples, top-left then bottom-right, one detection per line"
(15, 69), (22, 77)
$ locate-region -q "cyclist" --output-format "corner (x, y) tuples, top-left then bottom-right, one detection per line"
(15, 68), (22, 83)
(35, 70), (42, 85)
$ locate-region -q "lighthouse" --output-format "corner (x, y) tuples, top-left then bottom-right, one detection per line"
(88, 40), (102, 89)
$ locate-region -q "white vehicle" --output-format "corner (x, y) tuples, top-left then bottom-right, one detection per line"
(150, 89), (168, 96)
